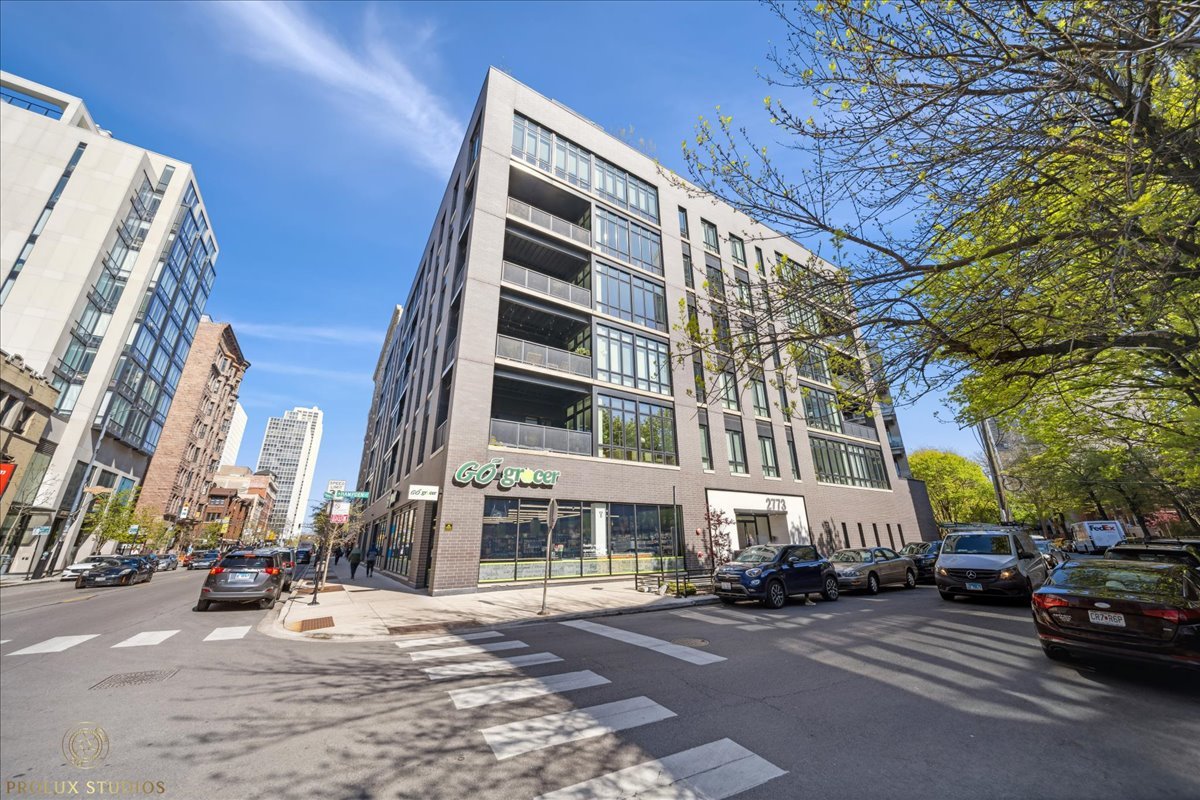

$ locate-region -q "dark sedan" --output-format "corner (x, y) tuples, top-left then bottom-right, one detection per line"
(1104, 541), (1200, 569)
(1033, 560), (1200, 670)
(187, 550), (220, 570)
(196, 551), (285, 611)
(900, 540), (943, 581)
(75, 557), (154, 588)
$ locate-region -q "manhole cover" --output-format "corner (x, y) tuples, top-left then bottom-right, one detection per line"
(297, 616), (335, 632)
(90, 669), (178, 690)
(671, 638), (709, 648)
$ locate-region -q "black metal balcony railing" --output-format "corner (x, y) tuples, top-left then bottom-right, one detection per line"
(507, 197), (592, 247)
(490, 418), (592, 456)
(496, 335), (591, 378)
(842, 419), (881, 442)
(502, 261), (592, 308)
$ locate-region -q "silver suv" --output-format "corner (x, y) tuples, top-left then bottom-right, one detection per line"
(935, 530), (1049, 600)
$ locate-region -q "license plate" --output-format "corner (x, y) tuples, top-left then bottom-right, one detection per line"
(719, 581), (732, 590)
(229, 572), (256, 583)
(1088, 610), (1125, 627)
(966, 582), (983, 591)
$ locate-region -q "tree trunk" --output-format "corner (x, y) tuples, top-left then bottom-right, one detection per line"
(1115, 486), (1152, 542)
(1086, 489), (1108, 519)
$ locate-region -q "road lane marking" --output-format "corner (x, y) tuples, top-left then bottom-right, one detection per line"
(0, 640), (10, 644)
(560, 620), (726, 665)
(393, 631), (502, 649)
(448, 670), (610, 709)
(671, 610), (742, 625)
(112, 630), (180, 648)
(424, 652), (563, 680)
(537, 738), (787, 799)
(480, 696), (675, 760)
(408, 641), (527, 661)
(7, 635), (99, 655)
(203, 626), (251, 641)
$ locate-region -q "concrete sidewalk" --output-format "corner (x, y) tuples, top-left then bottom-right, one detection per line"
(266, 566), (717, 642)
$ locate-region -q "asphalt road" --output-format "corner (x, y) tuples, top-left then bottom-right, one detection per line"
(1, 573), (1197, 800)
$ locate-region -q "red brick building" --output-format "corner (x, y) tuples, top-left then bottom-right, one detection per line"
(138, 319), (248, 529)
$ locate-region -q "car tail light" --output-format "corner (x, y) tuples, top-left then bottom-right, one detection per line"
(1032, 594), (1069, 610)
(1144, 608), (1200, 625)
(264, 567), (281, 575)
(209, 567), (224, 575)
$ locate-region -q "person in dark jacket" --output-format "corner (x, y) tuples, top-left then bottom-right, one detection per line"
(333, 545), (343, 565)
(348, 547), (362, 579)
(365, 546), (379, 577)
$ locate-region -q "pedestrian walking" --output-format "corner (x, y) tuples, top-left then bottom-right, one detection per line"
(348, 547), (362, 579)
(365, 545), (379, 577)
(333, 545), (343, 566)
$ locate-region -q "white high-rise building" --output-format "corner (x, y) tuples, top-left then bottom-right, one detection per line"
(220, 401), (247, 467)
(255, 406), (322, 539)
(0, 72), (218, 574)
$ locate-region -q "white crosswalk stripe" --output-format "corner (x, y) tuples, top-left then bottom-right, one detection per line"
(203, 626), (251, 642)
(537, 738), (787, 799)
(7, 635), (99, 655)
(480, 696), (676, 760)
(112, 630), (180, 648)
(448, 670), (610, 709)
(0, 640), (10, 644)
(394, 631), (502, 649)
(560, 620), (725, 665)
(423, 652), (563, 680)
(408, 641), (527, 661)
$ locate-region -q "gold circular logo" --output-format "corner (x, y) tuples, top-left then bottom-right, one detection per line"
(519, 469), (535, 483)
(62, 724), (109, 769)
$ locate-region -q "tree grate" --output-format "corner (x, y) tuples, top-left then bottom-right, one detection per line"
(90, 669), (178, 690)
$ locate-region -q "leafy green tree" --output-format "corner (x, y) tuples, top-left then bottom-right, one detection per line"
(909, 449), (999, 524)
(677, 1), (1199, 446)
(80, 488), (140, 551)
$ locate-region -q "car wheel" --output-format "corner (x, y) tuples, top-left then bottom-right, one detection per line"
(1042, 644), (1070, 662)
(821, 576), (839, 601)
(120, 574), (132, 586)
(903, 569), (917, 589)
(761, 580), (787, 609)
(284, 581), (292, 592)
(866, 573), (880, 595)
(259, 595), (275, 610)
(939, 590), (956, 601)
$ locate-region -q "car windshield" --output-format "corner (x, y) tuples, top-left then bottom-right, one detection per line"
(1035, 541), (1053, 553)
(943, 535), (1012, 555)
(732, 546), (781, 564)
(1050, 565), (1187, 598)
(116, 559), (141, 567)
(220, 556), (274, 569)
(900, 543), (930, 555)
(831, 550), (872, 563)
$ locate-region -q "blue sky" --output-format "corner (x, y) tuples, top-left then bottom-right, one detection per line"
(1, 0), (978, 516)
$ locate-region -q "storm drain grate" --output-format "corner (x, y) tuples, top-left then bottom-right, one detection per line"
(297, 616), (335, 632)
(90, 669), (178, 690)
(671, 638), (710, 648)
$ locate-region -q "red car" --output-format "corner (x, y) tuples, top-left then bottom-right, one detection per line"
(1032, 560), (1200, 670)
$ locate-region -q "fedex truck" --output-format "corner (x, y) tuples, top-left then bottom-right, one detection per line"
(1069, 521), (1127, 554)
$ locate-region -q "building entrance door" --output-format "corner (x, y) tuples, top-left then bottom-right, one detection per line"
(735, 514), (773, 549)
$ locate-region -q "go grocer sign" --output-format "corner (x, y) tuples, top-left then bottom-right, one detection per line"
(453, 458), (560, 489)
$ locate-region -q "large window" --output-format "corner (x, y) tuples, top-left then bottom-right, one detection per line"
(810, 437), (891, 489)
(702, 220), (720, 253)
(595, 208), (663, 276)
(595, 324), (672, 395)
(678, 207), (690, 238)
(598, 394), (677, 464)
(512, 115), (552, 169)
(759, 434), (780, 478)
(595, 261), (667, 330)
(554, 138), (592, 189)
(480, 500), (680, 582)
(751, 377), (770, 417)
(726, 429), (748, 474)
(681, 243), (695, 290)
(803, 388), (843, 433)
(719, 371), (739, 411)
(730, 235), (747, 267)
(797, 344), (832, 383)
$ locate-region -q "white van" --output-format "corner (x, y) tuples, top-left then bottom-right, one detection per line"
(1069, 521), (1126, 554)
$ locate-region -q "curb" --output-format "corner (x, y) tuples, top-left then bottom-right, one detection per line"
(258, 593), (722, 643)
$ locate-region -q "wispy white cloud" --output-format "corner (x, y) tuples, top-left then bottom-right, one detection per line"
(231, 320), (383, 347)
(252, 361), (374, 387)
(207, 0), (462, 172)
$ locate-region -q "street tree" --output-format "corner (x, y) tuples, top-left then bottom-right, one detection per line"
(308, 500), (365, 589)
(700, 506), (735, 568)
(908, 449), (999, 524)
(80, 488), (140, 552)
(677, 2), (1199, 439)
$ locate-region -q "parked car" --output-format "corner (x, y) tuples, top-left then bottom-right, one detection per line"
(831, 547), (918, 594)
(714, 544), (839, 608)
(1033, 560), (1200, 669)
(935, 530), (1049, 600)
(296, 546), (314, 565)
(1104, 541), (1200, 569)
(75, 557), (153, 588)
(61, 555), (120, 580)
(900, 540), (943, 582)
(1032, 537), (1066, 570)
(138, 553), (161, 572)
(187, 550), (220, 570)
(159, 553), (179, 571)
(265, 547), (296, 591)
(196, 550), (286, 611)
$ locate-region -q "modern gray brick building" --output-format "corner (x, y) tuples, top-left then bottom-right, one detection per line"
(355, 69), (936, 595)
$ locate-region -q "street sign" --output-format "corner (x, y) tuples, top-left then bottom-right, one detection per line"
(408, 485), (439, 501)
(32, 525), (51, 536)
(340, 491), (370, 499)
(128, 524), (140, 535)
(326, 479), (346, 495)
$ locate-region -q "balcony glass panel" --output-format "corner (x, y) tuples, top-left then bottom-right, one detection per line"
(490, 418), (592, 456)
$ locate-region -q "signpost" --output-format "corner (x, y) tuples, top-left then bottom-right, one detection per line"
(538, 499), (558, 616)
(32, 526), (51, 536)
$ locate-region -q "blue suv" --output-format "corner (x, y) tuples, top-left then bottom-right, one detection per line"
(714, 544), (840, 608)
